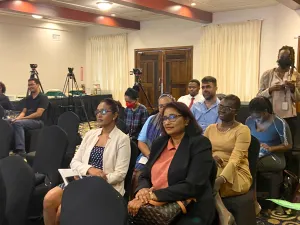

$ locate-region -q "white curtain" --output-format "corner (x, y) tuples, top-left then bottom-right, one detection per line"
(87, 33), (129, 104)
(198, 20), (262, 101)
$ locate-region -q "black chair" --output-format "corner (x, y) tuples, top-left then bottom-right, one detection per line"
(0, 105), (4, 119)
(124, 141), (139, 202)
(0, 119), (13, 159)
(28, 125), (68, 218)
(222, 135), (260, 225)
(60, 177), (128, 225)
(57, 111), (81, 168)
(0, 167), (6, 225)
(0, 156), (35, 225)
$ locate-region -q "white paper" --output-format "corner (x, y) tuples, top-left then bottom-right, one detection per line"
(138, 156), (148, 165)
(58, 169), (79, 186)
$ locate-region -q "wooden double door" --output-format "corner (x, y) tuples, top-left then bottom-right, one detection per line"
(134, 46), (193, 111)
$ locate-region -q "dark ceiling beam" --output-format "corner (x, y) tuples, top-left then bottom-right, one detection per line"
(276, 0), (300, 10)
(0, 0), (140, 30)
(109, 0), (212, 23)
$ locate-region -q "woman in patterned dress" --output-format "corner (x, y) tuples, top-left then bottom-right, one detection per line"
(43, 98), (131, 225)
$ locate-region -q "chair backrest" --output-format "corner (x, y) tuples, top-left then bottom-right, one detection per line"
(60, 177), (128, 225)
(57, 111), (80, 154)
(210, 159), (217, 189)
(32, 125), (68, 185)
(0, 156), (35, 225)
(248, 135), (260, 185)
(124, 141), (139, 199)
(0, 120), (13, 159)
(0, 105), (4, 119)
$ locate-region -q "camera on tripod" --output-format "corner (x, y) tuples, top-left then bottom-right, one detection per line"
(67, 67), (74, 78)
(130, 68), (142, 76)
(30, 64), (38, 70)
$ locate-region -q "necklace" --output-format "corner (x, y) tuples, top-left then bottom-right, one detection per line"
(217, 122), (235, 133)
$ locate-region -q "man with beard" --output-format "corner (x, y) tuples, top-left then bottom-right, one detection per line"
(178, 79), (204, 108)
(191, 76), (220, 132)
(258, 46), (300, 142)
(11, 78), (49, 155)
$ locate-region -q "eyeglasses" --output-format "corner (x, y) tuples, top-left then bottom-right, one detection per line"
(218, 104), (236, 113)
(158, 104), (168, 109)
(95, 109), (112, 116)
(162, 114), (182, 123)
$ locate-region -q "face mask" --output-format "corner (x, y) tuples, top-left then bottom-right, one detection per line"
(126, 102), (135, 109)
(277, 57), (292, 69)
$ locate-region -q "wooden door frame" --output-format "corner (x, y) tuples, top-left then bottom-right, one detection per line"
(134, 46), (193, 94)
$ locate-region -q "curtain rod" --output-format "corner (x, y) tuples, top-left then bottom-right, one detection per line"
(201, 19), (264, 27)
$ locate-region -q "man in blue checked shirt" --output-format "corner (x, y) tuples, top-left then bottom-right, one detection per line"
(191, 76), (220, 132)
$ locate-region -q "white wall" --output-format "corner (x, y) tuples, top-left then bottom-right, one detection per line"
(85, 3), (300, 92)
(0, 15), (86, 96)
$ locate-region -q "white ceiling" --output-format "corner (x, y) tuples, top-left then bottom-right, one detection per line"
(171, 0), (279, 12)
(50, 0), (170, 21)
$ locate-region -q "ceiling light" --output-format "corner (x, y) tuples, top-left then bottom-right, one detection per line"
(32, 15), (43, 19)
(99, 16), (104, 19)
(111, 14), (116, 17)
(191, 2), (196, 6)
(97, 1), (113, 11)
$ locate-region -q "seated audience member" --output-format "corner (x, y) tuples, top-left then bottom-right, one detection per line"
(124, 87), (149, 143)
(204, 95), (251, 225)
(43, 98), (131, 225)
(128, 102), (215, 225)
(246, 97), (292, 172)
(177, 79), (204, 108)
(135, 94), (175, 170)
(0, 81), (13, 110)
(191, 76), (220, 132)
(11, 78), (48, 155)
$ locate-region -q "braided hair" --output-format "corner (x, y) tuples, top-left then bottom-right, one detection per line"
(278, 45), (295, 70)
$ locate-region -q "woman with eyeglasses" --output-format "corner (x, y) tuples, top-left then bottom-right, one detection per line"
(204, 95), (251, 225)
(43, 98), (131, 225)
(128, 102), (215, 225)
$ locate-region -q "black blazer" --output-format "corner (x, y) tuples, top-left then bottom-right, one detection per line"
(136, 134), (215, 225)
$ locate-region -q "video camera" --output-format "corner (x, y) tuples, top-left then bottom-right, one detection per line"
(67, 67), (75, 77)
(130, 68), (142, 76)
(30, 64), (38, 70)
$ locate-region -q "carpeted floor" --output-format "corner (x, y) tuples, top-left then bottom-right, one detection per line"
(79, 122), (300, 225)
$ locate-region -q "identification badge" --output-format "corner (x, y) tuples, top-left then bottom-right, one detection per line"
(282, 102), (289, 111)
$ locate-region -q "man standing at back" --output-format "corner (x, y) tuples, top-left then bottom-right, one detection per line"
(178, 79), (204, 109)
(11, 78), (49, 155)
(191, 76), (220, 132)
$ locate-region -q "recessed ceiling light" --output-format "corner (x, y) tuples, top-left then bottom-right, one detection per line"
(97, 1), (113, 11)
(100, 16), (104, 19)
(191, 2), (196, 6)
(111, 14), (116, 17)
(32, 15), (43, 19)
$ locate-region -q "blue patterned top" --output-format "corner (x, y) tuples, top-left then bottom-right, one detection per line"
(88, 146), (105, 170)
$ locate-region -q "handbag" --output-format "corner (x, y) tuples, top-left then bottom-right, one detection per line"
(129, 199), (194, 225)
(282, 170), (300, 203)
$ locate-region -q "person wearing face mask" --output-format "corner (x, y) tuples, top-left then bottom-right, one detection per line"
(258, 46), (300, 142)
(43, 98), (131, 225)
(124, 87), (149, 144)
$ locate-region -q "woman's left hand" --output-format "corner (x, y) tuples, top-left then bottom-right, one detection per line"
(135, 188), (153, 203)
(128, 198), (145, 216)
(214, 176), (225, 192)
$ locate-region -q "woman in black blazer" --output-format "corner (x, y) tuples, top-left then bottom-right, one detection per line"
(128, 102), (215, 225)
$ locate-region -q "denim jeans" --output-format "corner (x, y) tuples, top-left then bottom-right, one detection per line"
(12, 119), (43, 152)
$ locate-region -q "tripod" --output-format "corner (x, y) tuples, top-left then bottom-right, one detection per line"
(61, 68), (91, 129)
(135, 77), (154, 111)
(26, 67), (44, 96)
